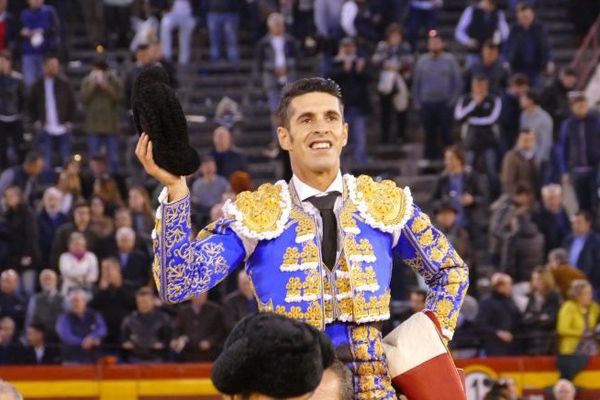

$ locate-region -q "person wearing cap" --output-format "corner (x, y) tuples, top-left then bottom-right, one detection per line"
(138, 77), (468, 398)
(0, 49), (26, 170)
(81, 58), (123, 174)
(557, 92), (600, 213)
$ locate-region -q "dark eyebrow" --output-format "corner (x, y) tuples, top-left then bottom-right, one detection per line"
(325, 110), (341, 118)
(295, 112), (315, 122)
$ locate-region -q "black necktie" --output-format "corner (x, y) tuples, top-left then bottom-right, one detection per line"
(307, 192), (340, 270)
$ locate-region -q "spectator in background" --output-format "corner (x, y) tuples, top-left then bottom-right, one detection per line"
(0, 152), (44, 209)
(223, 270), (258, 333)
(552, 379), (577, 400)
(520, 89), (553, 182)
(0, 316), (20, 364)
(500, 128), (538, 196)
(206, 0), (240, 63)
(499, 74), (530, 154)
(413, 31), (462, 160)
(520, 267), (560, 355)
(128, 186), (153, 241)
(37, 187), (68, 268)
(340, 0), (382, 44)
(476, 273), (521, 356)
(501, 213), (545, 283)
(541, 67), (578, 139)
(407, 0), (442, 50)
(0, 270), (26, 333)
(0, 0), (18, 53)
(56, 288), (106, 364)
(29, 54), (76, 173)
(81, 58), (123, 174)
(19, 0), (59, 88)
(20, 322), (60, 364)
(434, 203), (473, 267)
(372, 24), (413, 145)
(211, 126), (248, 179)
(329, 37), (371, 164)
(3, 186), (39, 296)
(547, 248), (586, 300)
(463, 41), (509, 96)
(255, 12), (299, 138)
(0, 50), (26, 170)
(558, 92), (600, 213)
(533, 184), (571, 254)
(58, 232), (99, 296)
(454, 0), (509, 67)
(89, 258), (135, 352)
(505, 3), (553, 86)
(93, 176), (125, 217)
(56, 169), (81, 215)
(563, 211), (600, 298)
(25, 269), (63, 343)
(103, 0), (133, 49)
(112, 227), (149, 291)
(191, 156), (230, 227)
(455, 75), (501, 199)
(121, 287), (172, 363)
(313, 0), (344, 76)
(80, 0), (104, 47)
(171, 292), (226, 362)
(557, 279), (599, 355)
(89, 196), (114, 240)
(123, 43), (154, 115)
(160, 0), (196, 65)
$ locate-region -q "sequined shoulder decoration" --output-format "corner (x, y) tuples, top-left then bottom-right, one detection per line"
(345, 174), (413, 233)
(222, 180), (291, 240)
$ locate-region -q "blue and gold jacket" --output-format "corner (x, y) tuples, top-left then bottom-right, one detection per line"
(152, 174), (469, 339)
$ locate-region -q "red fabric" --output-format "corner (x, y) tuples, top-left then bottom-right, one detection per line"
(0, 21), (6, 50)
(392, 354), (467, 400)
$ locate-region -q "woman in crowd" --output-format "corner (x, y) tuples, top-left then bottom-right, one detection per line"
(92, 176), (124, 217)
(557, 279), (600, 355)
(58, 232), (99, 296)
(128, 186), (153, 241)
(89, 196), (115, 240)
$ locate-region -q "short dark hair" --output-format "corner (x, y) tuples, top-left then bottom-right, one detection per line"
(482, 39), (499, 50)
(28, 323), (46, 337)
(519, 127), (534, 135)
(328, 360), (354, 400)
(386, 23), (405, 39)
(136, 286), (154, 297)
(411, 289), (428, 301)
(444, 145), (465, 165)
(24, 151), (43, 165)
(561, 67), (576, 77)
(509, 73), (530, 87)
(43, 53), (59, 63)
(516, 2), (533, 12)
(514, 184), (533, 195)
(575, 210), (593, 224)
(522, 89), (541, 105)
(277, 78), (343, 127)
(72, 200), (90, 212)
(472, 73), (489, 82)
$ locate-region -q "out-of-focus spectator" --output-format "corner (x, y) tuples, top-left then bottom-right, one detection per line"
(464, 41), (509, 96)
(81, 58), (122, 174)
(206, 0), (240, 63)
(89, 258), (135, 352)
(93, 176), (124, 217)
(413, 31), (461, 160)
(50, 201), (99, 269)
(223, 270), (258, 333)
(455, 75), (501, 199)
(397, 289), (427, 325)
(329, 37), (370, 164)
(210, 126), (248, 179)
(121, 287), (172, 363)
(37, 187), (68, 268)
(191, 156), (230, 227)
(435, 203), (473, 268)
(56, 288), (106, 364)
(501, 213), (545, 283)
(520, 90), (553, 183)
(19, 0), (59, 88)
(0, 151), (44, 208)
(56, 169), (81, 215)
(123, 43), (154, 114)
(112, 227), (149, 291)
(58, 232), (99, 296)
(372, 24), (413, 145)
(171, 292), (225, 362)
(0, 50), (26, 169)
(563, 211), (600, 298)
(340, 0), (382, 44)
(476, 273), (521, 356)
(20, 323), (61, 364)
(558, 92), (600, 213)
(541, 67), (577, 139)
(504, 3), (553, 86)
(3, 186), (39, 295)
(520, 267), (560, 355)
(454, 0), (508, 67)
(407, 0), (442, 51)
(24, 269), (63, 343)
(557, 279), (599, 355)
(0, 0), (18, 53)
(80, 0), (104, 47)
(547, 248), (586, 300)
(103, 0), (133, 49)
(552, 379), (576, 400)
(500, 128), (538, 196)
(499, 74), (530, 154)
(89, 196), (114, 240)
(430, 146), (481, 229)
(255, 13), (299, 137)
(29, 54), (76, 172)
(533, 185), (571, 254)
(0, 270), (25, 333)
(0, 316), (20, 364)
(128, 186), (153, 241)
(160, 0), (196, 65)
(107, 207), (151, 258)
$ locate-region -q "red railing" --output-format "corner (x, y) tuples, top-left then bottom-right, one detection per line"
(570, 13), (600, 89)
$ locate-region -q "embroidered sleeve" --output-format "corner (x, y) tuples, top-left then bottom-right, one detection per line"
(393, 205), (469, 341)
(151, 188), (248, 304)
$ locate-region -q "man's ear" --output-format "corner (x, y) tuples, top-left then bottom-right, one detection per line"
(341, 122), (349, 147)
(278, 125), (293, 151)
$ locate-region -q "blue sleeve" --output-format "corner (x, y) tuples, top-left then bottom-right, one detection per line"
(55, 314), (82, 346)
(90, 313), (107, 340)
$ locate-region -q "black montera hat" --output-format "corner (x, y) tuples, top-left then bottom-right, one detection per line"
(131, 64), (200, 176)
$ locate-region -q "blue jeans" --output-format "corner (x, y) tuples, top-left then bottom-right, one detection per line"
(345, 107), (368, 164)
(418, 101), (453, 160)
(88, 134), (120, 173)
(408, 6), (438, 50)
(466, 148), (499, 200)
(207, 12), (239, 62)
(39, 131), (72, 171)
(22, 54), (44, 89)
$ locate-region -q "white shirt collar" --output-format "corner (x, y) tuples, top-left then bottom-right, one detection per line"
(291, 171), (343, 202)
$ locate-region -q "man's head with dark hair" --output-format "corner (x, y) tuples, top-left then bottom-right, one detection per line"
(471, 73), (489, 97)
(572, 210), (594, 236)
(516, 2), (535, 28)
(516, 128), (536, 152)
(277, 78), (343, 128)
(520, 89), (541, 109)
(311, 359), (354, 400)
(26, 323), (46, 347)
(559, 67), (577, 89)
(409, 289), (428, 313)
(42, 53), (60, 78)
(135, 286), (156, 314)
(508, 73), (530, 96)
(23, 151), (45, 176)
(481, 40), (500, 65)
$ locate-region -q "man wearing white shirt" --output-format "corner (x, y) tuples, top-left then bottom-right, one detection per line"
(160, 0), (196, 65)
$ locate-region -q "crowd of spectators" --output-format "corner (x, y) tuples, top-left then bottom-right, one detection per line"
(0, 1), (600, 389)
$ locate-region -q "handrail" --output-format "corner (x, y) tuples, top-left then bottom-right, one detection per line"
(570, 13), (600, 90)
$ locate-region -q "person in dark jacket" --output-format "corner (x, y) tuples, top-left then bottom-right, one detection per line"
(501, 213), (545, 283)
(0, 50), (26, 169)
(533, 184), (571, 255)
(18, 323), (61, 364)
(24, 269), (63, 344)
(563, 211), (600, 299)
(541, 67), (577, 140)
(476, 273), (522, 356)
(0, 151), (44, 209)
(222, 270), (258, 333)
(206, 0), (240, 63)
(499, 74), (529, 154)
(463, 41), (510, 96)
(0, 316), (22, 365)
(37, 187), (69, 267)
(520, 268), (561, 355)
(210, 126), (248, 179)
(504, 3), (553, 86)
(111, 227), (149, 291)
(0, 270), (26, 333)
